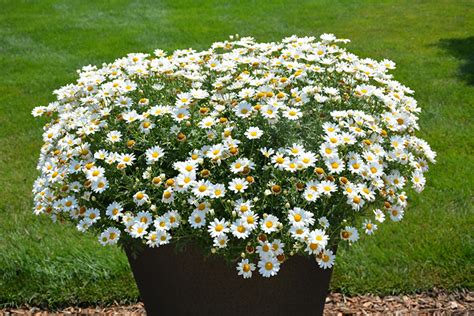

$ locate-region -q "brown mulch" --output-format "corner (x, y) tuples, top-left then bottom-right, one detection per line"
(1, 290), (472, 315)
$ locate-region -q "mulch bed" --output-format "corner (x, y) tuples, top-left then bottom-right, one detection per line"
(2, 290), (472, 315)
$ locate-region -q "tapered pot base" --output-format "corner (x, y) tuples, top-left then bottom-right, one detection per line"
(126, 244), (333, 316)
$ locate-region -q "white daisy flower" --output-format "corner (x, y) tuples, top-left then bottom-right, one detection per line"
(117, 153), (136, 166)
(162, 188), (174, 203)
(289, 225), (309, 240)
(189, 210), (206, 229)
(258, 256), (280, 277)
(256, 241), (273, 257)
(303, 189), (319, 202)
(389, 205), (404, 222)
(176, 173), (195, 189)
(213, 235), (229, 248)
(133, 191), (149, 206)
(146, 231), (160, 247)
(287, 143), (304, 156)
(208, 218), (229, 238)
(199, 117), (217, 129)
(234, 101), (253, 118)
(173, 108), (190, 122)
(234, 199), (252, 214)
(318, 180), (337, 196)
(260, 147), (275, 158)
(317, 249), (335, 269)
(283, 107), (302, 120)
(228, 178), (249, 193)
(340, 226), (359, 242)
(91, 177), (108, 193)
(411, 170), (426, 192)
(106, 202), (122, 220)
(84, 208), (100, 224)
(174, 160), (199, 174)
(270, 239), (285, 256)
(288, 207), (307, 227)
(318, 216), (330, 229)
(206, 144), (227, 160)
(156, 230), (171, 245)
(307, 229), (328, 252)
(326, 156), (345, 174)
(362, 219), (377, 235)
(145, 146), (165, 164)
(299, 152), (316, 167)
(192, 180), (213, 198)
(261, 214), (280, 233)
(130, 221), (148, 238)
(98, 227), (121, 246)
(106, 131), (122, 143)
(348, 194), (365, 211)
(230, 219), (250, 239)
(245, 126), (263, 139)
(373, 209), (386, 222)
(237, 259), (255, 279)
(241, 211), (259, 230)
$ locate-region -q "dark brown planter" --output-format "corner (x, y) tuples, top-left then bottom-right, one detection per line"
(126, 243), (334, 316)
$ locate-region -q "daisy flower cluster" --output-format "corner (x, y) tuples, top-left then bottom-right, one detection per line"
(32, 34), (435, 278)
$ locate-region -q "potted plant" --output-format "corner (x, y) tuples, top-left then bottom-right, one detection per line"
(32, 34), (436, 315)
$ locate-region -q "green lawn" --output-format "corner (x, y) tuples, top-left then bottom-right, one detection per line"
(1, 0), (473, 308)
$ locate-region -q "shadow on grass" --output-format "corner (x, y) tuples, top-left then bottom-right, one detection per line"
(438, 36), (474, 85)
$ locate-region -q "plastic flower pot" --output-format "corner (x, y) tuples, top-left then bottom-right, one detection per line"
(126, 243), (334, 316)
